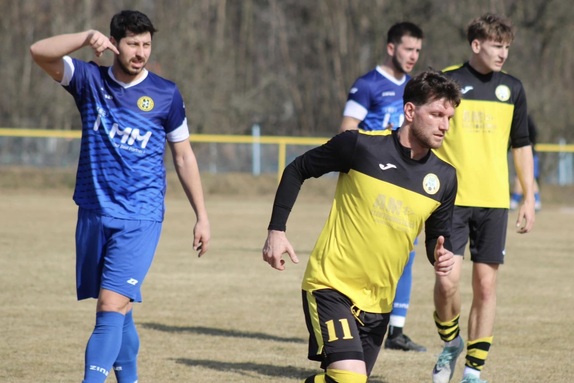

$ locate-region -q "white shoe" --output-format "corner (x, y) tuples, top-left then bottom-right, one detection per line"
(432, 337), (464, 383)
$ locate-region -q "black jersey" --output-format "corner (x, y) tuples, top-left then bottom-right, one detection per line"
(268, 130), (457, 313)
(436, 62), (530, 208)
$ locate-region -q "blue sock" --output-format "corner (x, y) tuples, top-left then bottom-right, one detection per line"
(113, 310), (140, 383)
(83, 311), (125, 383)
(511, 192), (522, 203)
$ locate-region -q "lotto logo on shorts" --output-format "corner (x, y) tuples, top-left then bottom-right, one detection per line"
(126, 278), (139, 286)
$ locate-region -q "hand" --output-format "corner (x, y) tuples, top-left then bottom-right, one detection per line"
(86, 30), (119, 57)
(262, 230), (299, 271)
(193, 218), (210, 257)
(515, 199), (535, 234)
(434, 236), (454, 276)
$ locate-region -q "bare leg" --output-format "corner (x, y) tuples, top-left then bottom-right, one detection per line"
(468, 262), (498, 341)
(434, 255), (463, 323)
(432, 256), (465, 383)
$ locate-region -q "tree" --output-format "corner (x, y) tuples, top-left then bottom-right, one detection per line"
(4, 0), (573, 144)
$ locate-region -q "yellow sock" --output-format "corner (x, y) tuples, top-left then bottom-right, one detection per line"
(302, 369), (368, 383)
(465, 336), (493, 371)
(330, 369), (367, 383)
(434, 311), (461, 342)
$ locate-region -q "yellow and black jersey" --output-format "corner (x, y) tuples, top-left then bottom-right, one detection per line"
(268, 130), (457, 313)
(435, 62), (530, 208)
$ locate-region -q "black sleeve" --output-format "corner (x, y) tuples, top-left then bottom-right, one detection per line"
(509, 83), (530, 149)
(267, 130), (357, 231)
(424, 169), (457, 264)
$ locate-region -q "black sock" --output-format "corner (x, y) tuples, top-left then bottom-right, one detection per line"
(389, 325), (403, 338)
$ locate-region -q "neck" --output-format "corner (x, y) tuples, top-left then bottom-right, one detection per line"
(380, 61), (405, 81)
(468, 57), (493, 75)
(398, 126), (429, 160)
(111, 65), (144, 84)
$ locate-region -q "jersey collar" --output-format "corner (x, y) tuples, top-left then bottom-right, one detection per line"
(107, 67), (149, 89)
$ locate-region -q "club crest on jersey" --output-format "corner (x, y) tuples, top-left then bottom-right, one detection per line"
(495, 85), (511, 102)
(423, 173), (440, 195)
(137, 96), (155, 111)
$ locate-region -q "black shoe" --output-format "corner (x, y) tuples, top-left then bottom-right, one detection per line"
(384, 333), (427, 352)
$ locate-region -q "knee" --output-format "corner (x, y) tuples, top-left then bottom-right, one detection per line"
(435, 276), (459, 298)
(472, 265), (498, 301)
(472, 279), (497, 302)
(97, 289), (132, 314)
(98, 303), (129, 314)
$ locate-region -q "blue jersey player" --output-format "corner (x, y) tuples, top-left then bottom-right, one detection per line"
(340, 22), (426, 352)
(340, 65), (408, 132)
(30, 10), (210, 383)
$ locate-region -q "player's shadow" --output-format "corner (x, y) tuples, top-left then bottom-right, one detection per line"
(143, 323), (388, 382)
(141, 322), (305, 343)
(174, 358), (388, 383)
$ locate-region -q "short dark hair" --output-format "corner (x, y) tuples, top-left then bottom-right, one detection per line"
(387, 22), (424, 45)
(404, 70), (461, 108)
(467, 13), (514, 44)
(110, 10), (157, 42)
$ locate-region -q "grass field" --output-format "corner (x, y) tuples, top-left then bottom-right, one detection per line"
(0, 173), (572, 382)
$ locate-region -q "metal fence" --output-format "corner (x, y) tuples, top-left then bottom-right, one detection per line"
(1, 128), (573, 185)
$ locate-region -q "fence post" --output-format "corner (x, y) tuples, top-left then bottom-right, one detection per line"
(558, 138), (573, 185)
(277, 140), (286, 183)
(209, 142), (218, 173)
(252, 123), (261, 176)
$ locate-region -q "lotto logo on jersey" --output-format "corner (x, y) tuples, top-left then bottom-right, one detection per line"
(137, 96), (155, 111)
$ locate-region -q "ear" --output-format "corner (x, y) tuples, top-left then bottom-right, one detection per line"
(404, 102), (416, 122)
(386, 42), (395, 56)
(470, 39), (481, 54)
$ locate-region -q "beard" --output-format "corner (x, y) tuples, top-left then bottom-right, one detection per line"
(411, 122), (441, 150)
(117, 58), (145, 77)
(392, 55), (408, 74)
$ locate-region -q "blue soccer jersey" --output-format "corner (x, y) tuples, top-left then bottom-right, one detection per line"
(343, 67), (410, 131)
(61, 57), (190, 221)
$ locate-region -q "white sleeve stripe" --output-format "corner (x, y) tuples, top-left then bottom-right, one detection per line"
(167, 118), (191, 142)
(343, 99), (368, 120)
(61, 56), (74, 86)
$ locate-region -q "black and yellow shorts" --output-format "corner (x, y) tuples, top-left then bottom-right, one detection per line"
(302, 289), (389, 375)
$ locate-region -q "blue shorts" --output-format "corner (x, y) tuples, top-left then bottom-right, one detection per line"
(75, 208), (162, 302)
(533, 154), (540, 179)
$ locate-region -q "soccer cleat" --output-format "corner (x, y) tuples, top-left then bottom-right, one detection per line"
(460, 374), (487, 383)
(384, 333), (427, 352)
(432, 336), (464, 383)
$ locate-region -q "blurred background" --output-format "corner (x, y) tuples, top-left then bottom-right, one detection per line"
(1, 0), (573, 185)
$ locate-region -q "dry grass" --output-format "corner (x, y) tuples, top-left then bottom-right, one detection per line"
(0, 174), (572, 382)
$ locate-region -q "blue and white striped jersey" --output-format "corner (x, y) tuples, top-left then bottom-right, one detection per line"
(61, 57), (190, 221)
(343, 66), (410, 131)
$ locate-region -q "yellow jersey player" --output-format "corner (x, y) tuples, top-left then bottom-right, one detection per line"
(431, 13), (535, 383)
(262, 70), (461, 383)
